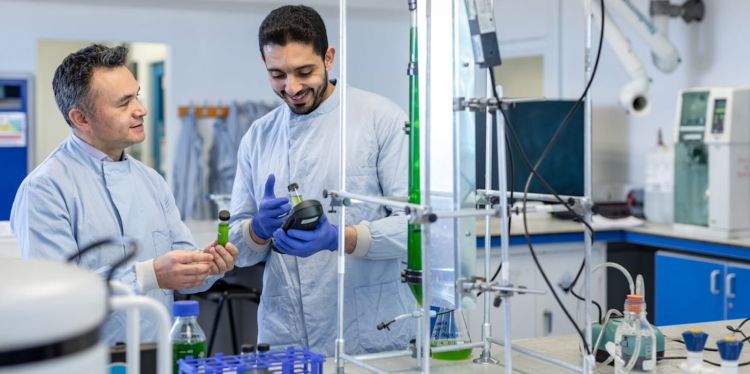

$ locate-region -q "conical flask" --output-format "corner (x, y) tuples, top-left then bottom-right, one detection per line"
(431, 308), (473, 360)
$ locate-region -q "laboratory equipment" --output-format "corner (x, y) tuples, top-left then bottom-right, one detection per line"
(0, 258), (172, 374)
(431, 309), (472, 360)
(281, 200), (324, 232)
(170, 301), (207, 374)
(0, 74), (33, 220)
(405, 0), (423, 305)
(614, 295), (657, 373)
(644, 129), (674, 224)
(217, 210), (229, 246)
(592, 318), (664, 364)
(673, 87), (750, 238)
(716, 337), (743, 374)
(678, 329), (709, 373)
(177, 346), (324, 374)
(476, 100), (584, 197)
(288, 183), (304, 206)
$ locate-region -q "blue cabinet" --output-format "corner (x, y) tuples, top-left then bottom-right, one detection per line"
(655, 251), (750, 325)
(726, 264), (750, 320)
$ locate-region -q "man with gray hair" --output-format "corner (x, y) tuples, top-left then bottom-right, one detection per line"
(10, 44), (239, 345)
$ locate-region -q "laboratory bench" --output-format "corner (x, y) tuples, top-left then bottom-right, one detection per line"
(327, 319), (748, 373)
(474, 214), (750, 337)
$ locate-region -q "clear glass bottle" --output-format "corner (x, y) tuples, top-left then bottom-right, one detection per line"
(217, 210), (230, 246)
(430, 308), (472, 360)
(170, 300), (207, 374)
(288, 183), (304, 206)
(614, 295), (656, 373)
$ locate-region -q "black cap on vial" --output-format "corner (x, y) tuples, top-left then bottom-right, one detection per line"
(287, 183), (299, 192)
(257, 343), (270, 352)
(219, 210), (230, 221)
(241, 343), (255, 353)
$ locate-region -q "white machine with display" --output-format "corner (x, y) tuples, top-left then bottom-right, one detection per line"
(673, 87), (750, 239)
(0, 254), (172, 373)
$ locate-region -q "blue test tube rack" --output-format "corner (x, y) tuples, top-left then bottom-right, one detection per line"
(178, 346), (325, 374)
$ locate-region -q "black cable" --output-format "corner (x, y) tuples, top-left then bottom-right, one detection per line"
(570, 287), (603, 324)
(484, 0), (606, 355)
(67, 237), (139, 289)
(378, 309), (457, 331)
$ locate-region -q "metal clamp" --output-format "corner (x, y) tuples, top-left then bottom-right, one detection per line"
(457, 277), (544, 298)
(401, 269), (422, 285)
(404, 206), (438, 224)
(454, 97), (500, 112)
(322, 189), (350, 213)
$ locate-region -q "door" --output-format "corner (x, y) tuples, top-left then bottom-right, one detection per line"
(726, 263), (750, 320)
(151, 62), (165, 176)
(655, 251), (724, 325)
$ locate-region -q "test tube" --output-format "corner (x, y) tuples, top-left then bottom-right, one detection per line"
(288, 183), (304, 206)
(217, 210), (230, 246)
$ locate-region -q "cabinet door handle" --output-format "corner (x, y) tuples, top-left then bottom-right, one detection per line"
(726, 273), (737, 299)
(710, 270), (721, 295)
(543, 310), (553, 335)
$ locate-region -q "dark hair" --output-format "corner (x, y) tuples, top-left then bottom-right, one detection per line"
(52, 44), (129, 127)
(258, 5), (328, 59)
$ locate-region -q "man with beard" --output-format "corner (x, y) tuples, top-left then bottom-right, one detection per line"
(229, 5), (415, 356)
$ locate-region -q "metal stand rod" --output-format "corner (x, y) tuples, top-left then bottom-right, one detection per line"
(433, 208), (496, 219)
(420, 1), (432, 372)
(327, 190), (427, 212)
(478, 189), (580, 203)
(109, 281), (139, 374)
(431, 341), (485, 353)
(334, 0), (348, 372)
(487, 337), (584, 373)
(340, 355), (390, 374)
(474, 52), (497, 368)
(493, 102), (513, 374)
(583, 0), (595, 372)
(352, 350), (413, 361)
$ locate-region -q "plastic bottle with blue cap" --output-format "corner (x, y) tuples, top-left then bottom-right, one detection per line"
(717, 337), (743, 374)
(679, 328), (709, 373)
(170, 300), (206, 373)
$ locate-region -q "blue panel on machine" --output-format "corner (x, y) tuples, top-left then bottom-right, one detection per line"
(0, 78), (31, 220)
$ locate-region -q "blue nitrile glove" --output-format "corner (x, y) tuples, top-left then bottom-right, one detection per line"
(272, 214), (339, 257)
(251, 174), (291, 241)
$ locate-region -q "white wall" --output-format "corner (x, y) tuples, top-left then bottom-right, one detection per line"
(5, 0), (744, 193)
(0, 0), (408, 181)
(555, 0), (750, 195)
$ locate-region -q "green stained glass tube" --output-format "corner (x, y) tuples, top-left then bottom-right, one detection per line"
(407, 24), (422, 305)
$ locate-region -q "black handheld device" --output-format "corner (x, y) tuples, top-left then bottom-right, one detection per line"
(281, 199), (324, 232)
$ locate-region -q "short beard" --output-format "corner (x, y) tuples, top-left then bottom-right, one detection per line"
(287, 71), (329, 115)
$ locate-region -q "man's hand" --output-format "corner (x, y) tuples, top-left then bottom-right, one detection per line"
(203, 240), (240, 275)
(251, 174), (292, 244)
(153, 251), (214, 290)
(272, 214), (338, 257)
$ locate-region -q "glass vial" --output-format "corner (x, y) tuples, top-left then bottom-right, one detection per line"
(217, 210), (230, 246)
